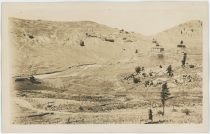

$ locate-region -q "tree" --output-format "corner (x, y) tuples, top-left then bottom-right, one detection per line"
(181, 52), (187, 67)
(166, 65), (173, 77)
(160, 82), (170, 116)
(148, 109), (153, 122)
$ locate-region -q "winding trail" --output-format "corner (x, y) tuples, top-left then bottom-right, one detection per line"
(35, 64), (101, 79)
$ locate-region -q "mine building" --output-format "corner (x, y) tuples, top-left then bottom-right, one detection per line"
(151, 39), (165, 58)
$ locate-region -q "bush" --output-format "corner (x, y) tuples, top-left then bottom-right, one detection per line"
(133, 77), (140, 84)
(189, 65), (195, 68)
(79, 106), (84, 111)
(120, 29), (124, 33)
(135, 66), (141, 74)
(157, 110), (163, 115)
(172, 108), (178, 112)
(135, 49), (138, 53)
(105, 38), (114, 42)
(182, 109), (190, 115)
(80, 40), (85, 46)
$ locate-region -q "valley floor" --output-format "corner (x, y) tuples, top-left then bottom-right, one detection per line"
(12, 61), (202, 124)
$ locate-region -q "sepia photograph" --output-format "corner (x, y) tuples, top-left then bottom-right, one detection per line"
(1, 1), (209, 132)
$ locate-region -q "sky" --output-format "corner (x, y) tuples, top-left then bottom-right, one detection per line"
(3, 2), (208, 35)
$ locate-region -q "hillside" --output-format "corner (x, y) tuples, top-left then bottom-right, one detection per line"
(10, 18), (150, 76)
(151, 20), (202, 52)
(10, 18), (202, 76)
(11, 18), (203, 124)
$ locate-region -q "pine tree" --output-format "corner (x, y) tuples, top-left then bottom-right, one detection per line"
(160, 82), (170, 116)
(166, 65), (173, 77)
(148, 109), (153, 122)
(181, 53), (187, 67)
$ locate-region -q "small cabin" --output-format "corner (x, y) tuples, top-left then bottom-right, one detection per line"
(151, 39), (165, 58)
(177, 44), (186, 48)
(177, 40), (186, 48)
(151, 47), (164, 53)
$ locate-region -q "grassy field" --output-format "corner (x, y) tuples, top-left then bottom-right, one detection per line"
(12, 61), (202, 124)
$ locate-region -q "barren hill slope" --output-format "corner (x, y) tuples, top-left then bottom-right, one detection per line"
(10, 18), (150, 76)
(10, 18), (202, 76)
(151, 20), (202, 52)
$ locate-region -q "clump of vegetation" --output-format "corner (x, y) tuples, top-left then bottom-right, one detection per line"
(125, 40), (133, 42)
(172, 108), (178, 112)
(166, 65), (173, 77)
(182, 109), (190, 115)
(133, 77), (140, 84)
(189, 64), (195, 68)
(28, 34), (34, 39)
(160, 82), (170, 115)
(105, 38), (114, 42)
(135, 66), (141, 74)
(117, 104), (126, 109)
(135, 49), (138, 53)
(80, 40), (85, 46)
(149, 72), (153, 76)
(157, 110), (164, 116)
(79, 106), (84, 111)
(142, 73), (146, 77)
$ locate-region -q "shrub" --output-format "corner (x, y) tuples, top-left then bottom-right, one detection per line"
(142, 73), (147, 77)
(189, 65), (195, 68)
(172, 108), (178, 112)
(182, 109), (190, 115)
(133, 77), (140, 84)
(120, 29), (124, 33)
(157, 110), (163, 115)
(149, 72), (153, 76)
(80, 40), (85, 46)
(135, 49), (138, 53)
(135, 66), (141, 74)
(79, 106), (84, 111)
(28, 34), (34, 39)
(117, 104), (126, 109)
(105, 38), (114, 42)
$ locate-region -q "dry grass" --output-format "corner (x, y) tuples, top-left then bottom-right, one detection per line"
(11, 18), (203, 124)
